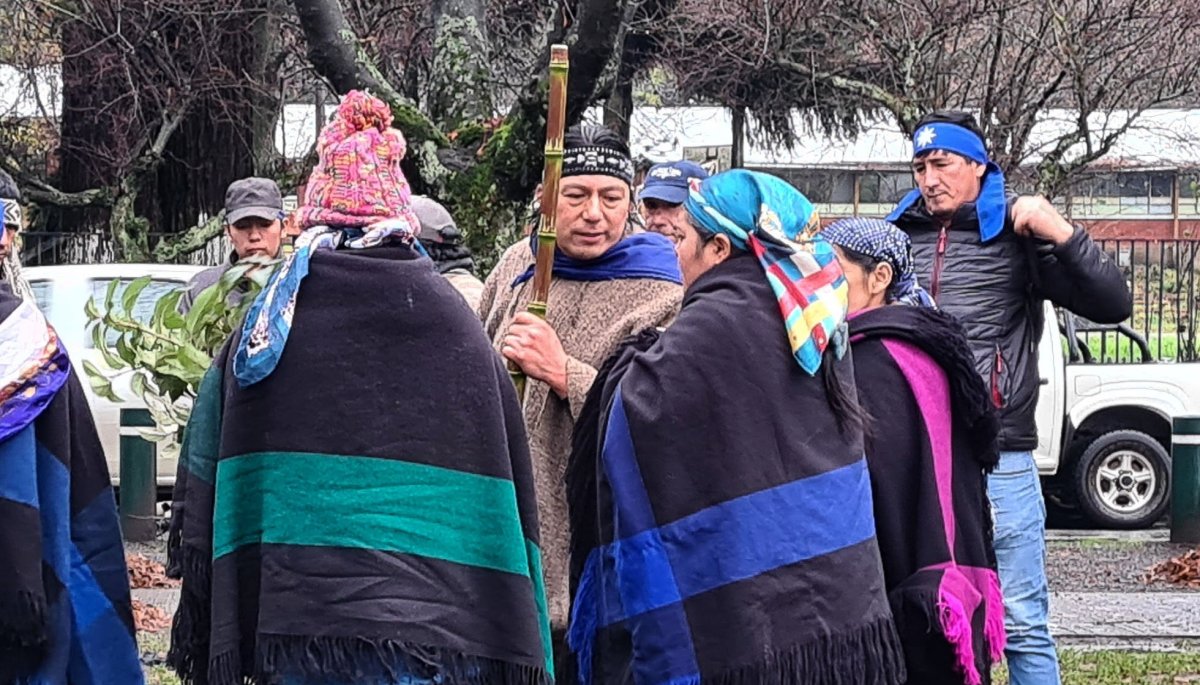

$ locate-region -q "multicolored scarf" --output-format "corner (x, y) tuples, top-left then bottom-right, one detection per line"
(887, 122), (1008, 243)
(169, 246), (552, 685)
(510, 232), (682, 288)
(0, 293), (142, 684)
(684, 170), (847, 375)
(823, 217), (936, 308)
(233, 220), (425, 387)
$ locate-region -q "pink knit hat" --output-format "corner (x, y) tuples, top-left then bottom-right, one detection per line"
(297, 90), (421, 232)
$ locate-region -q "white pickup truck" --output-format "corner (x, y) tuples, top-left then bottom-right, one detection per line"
(1035, 301), (1200, 529)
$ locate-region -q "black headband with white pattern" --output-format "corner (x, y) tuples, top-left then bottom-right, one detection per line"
(2, 199), (21, 231)
(562, 145), (634, 185)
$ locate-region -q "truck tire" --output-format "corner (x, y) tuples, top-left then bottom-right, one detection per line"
(1073, 430), (1170, 529)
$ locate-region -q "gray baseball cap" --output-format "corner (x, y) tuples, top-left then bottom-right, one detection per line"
(411, 195), (463, 244)
(225, 177), (283, 225)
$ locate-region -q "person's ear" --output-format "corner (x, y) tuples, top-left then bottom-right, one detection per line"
(709, 233), (733, 262)
(871, 262), (894, 296)
(974, 162), (987, 180)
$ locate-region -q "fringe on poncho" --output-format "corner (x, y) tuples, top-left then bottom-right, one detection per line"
(566, 254), (905, 685)
(849, 305), (1004, 685)
(167, 245), (552, 685)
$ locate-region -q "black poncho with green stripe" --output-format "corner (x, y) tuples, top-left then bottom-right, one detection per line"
(167, 245), (552, 685)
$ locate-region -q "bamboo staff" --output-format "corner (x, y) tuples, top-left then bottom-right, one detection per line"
(510, 44), (569, 401)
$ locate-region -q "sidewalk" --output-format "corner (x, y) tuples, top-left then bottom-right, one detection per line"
(1051, 591), (1200, 649)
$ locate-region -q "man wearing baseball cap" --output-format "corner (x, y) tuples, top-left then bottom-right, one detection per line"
(180, 177), (284, 313)
(638, 160), (710, 246)
(411, 195), (485, 312)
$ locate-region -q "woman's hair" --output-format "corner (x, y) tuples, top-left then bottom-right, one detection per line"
(821, 349), (869, 439)
(837, 244), (899, 301)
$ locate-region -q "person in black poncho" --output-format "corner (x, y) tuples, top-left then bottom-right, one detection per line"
(566, 169), (905, 685)
(0, 171), (143, 684)
(167, 91), (553, 685)
(825, 216), (1004, 685)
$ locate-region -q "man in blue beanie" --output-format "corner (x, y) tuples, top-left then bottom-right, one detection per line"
(888, 110), (1132, 685)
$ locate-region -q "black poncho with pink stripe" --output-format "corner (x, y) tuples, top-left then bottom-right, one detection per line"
(849, 305), (1005, 685)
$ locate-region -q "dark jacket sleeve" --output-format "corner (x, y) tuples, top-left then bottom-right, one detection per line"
(1030, 227), (1132, 324)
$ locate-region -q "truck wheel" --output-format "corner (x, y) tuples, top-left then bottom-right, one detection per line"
(1073, 430), (1170, 529)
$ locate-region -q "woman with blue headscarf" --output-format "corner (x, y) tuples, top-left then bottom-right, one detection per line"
(825, 217), (1005, 685)
(566, 170), (905, 685)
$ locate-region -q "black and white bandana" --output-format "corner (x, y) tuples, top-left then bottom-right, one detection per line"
(2, 199), (21, 231)
(562, 145), (635, 185)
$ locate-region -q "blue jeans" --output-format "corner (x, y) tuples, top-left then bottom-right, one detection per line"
(988, 451), (1061, 684)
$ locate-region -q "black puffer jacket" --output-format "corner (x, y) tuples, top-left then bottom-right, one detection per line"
(892, 197), (1132, 451)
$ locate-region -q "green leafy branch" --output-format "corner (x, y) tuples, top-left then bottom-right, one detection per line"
(82, 259), (277, 458)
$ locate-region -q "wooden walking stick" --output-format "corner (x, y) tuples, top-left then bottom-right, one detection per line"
(510, 44), (569, 401)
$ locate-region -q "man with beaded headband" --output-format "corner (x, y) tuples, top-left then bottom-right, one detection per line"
(479, 123), (685, 674)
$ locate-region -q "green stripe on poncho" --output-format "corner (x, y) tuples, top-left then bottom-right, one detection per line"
(167, 245), (551, 685)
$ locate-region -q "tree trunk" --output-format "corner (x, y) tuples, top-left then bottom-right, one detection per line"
(250, 0), (287, 175)
(731, 106), (746, 169)
(55, 15), (121, 234)
(428, 0), (492, 130)
(603, 75), (634, 140)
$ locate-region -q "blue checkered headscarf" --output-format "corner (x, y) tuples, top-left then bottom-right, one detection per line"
(823, 217), (935, 308)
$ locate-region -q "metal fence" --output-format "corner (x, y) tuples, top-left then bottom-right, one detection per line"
(1072, 239), (1200, 363)
(19, 231), (229, 268)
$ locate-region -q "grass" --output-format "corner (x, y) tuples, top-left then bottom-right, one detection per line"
(993, 650), (1200, 684)
(1063, 331), (1195, 363)
(139, 630), (180, 685)
(133, 636), (1200, 685)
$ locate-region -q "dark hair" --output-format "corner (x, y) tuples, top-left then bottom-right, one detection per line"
(915, 110), (986, 140)
(821, 349), (868, 439)
(0, 170), (19, 201)
(425, 242), (475, 275)
(835, 244), (899, 301)
(564, 123), (630, 158)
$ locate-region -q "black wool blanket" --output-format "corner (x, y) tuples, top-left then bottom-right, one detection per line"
(849, 305), (1004, 685)
(0, 286), (141, 684)
(566, 253), (905, 685)
(167, 246), (552, 685)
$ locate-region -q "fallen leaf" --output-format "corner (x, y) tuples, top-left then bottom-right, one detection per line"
(132, 599), (171, 633)
(127, 554), (180, 589)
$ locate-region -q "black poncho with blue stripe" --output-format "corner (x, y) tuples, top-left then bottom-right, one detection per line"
(0, 286), (142, 684)
(566, 253), (905, 685)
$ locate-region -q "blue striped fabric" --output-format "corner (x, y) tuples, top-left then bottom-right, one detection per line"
(0, 435), (143, 684)
(569, 387), (877, 685)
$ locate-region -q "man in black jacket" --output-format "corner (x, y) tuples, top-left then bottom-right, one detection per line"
(888, 111), (1132, 685)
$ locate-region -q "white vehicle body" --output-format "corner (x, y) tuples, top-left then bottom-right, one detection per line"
(1034, 301), (1200, 527)
(24, 264), (203, 492)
